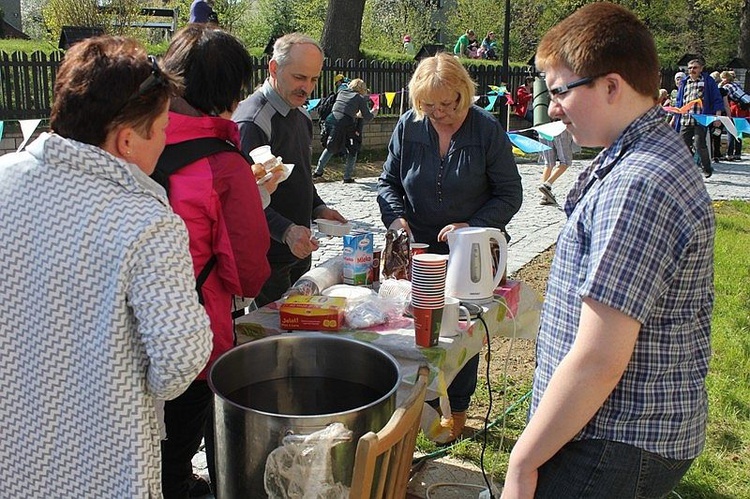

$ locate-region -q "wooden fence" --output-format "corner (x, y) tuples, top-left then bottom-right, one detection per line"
(1, 50), (680, 121)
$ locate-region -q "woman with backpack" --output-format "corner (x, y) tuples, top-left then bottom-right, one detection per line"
(157, 24), (279, 497)
(313, 78), (376, 183)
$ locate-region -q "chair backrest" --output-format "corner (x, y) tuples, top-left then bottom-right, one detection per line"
(349, 365), (429, 499)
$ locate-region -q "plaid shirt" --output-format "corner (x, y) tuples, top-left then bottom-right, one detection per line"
(531, 106), (715, 460)
(682, 76), (705, 126)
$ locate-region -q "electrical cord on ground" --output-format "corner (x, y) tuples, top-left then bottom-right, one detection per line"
(478, 313), (495, 497)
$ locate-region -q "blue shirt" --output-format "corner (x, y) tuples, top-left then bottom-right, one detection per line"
(531, 106), (715, 459)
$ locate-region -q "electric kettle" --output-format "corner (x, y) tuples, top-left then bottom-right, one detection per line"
(445, 227), (507, 303)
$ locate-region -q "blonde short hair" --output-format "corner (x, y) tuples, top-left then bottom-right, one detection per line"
(348, 78), (367, 94)
(408, 52), (476, 120)
(720, 70), (735, 82)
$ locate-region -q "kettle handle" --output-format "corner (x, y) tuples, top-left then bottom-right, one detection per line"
(485, 228), (508, 291)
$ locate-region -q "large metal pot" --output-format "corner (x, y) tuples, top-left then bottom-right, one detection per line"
(208, 333), (400, 498)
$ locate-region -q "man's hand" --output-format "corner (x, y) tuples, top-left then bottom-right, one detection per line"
(314, 206), (347, 223)
(260, 170), (284, 195)
(283, 224), (319, 259)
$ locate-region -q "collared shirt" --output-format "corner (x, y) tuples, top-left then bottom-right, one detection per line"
(531, 106), (715, 460)
(682, 76), (705, 126)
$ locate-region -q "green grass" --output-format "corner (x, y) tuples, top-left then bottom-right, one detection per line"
(417, 201), (750, 498)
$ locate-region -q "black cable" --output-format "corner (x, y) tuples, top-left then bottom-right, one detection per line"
(477, 313), (496, 499)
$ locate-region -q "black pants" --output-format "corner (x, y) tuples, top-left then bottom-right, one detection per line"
(162, 380), (214, 499)
(255, 257), (311, 308)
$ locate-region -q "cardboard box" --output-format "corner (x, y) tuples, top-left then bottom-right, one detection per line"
(279, 295), (347, 331)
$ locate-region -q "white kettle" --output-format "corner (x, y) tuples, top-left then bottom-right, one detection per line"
(445, 227), (507, 303)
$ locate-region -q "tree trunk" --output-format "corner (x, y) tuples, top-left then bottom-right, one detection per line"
(320, 0), (366, 61)
(740, 0), (750, 71)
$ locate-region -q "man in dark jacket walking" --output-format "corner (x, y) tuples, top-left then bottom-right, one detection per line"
(675, 58), (724, 178)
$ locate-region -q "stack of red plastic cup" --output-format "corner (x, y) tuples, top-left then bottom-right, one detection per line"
(410, 253), (448, 347)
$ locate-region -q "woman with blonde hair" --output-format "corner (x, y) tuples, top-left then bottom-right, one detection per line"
(313, 77), (375, 182)
(377, 52), (522, 442)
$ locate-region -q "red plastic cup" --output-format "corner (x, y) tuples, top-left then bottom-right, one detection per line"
(413, 305), (443, 347)
(410, 243), (429, 256)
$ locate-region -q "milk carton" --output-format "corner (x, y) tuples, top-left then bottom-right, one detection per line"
(343, 232), (374, 286)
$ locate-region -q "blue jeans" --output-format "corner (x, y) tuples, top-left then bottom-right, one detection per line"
(314, 148), (359, 180)
(535, 439), (694, 498)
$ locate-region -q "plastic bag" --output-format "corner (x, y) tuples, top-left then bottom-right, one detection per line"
(264, 423), (352, 499)
(346, 294), (407, 329)
(282, 256), (344, 299)
(382, 229), (410, 280)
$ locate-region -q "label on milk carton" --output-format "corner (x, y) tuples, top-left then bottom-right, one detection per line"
(342, 232), (374, 286)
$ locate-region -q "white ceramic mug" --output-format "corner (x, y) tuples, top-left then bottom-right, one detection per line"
(440, 296), (471, 337)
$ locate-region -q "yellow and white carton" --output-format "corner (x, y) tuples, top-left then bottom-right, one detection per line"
(279, 295), (347, 331)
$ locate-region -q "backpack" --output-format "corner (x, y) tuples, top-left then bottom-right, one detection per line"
(317, 92), (338, 124)
(152, 137), (244, 305)
(726, 83), (750, 110)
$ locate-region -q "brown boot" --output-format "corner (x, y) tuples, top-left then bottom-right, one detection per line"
(449, 411), (467, 442)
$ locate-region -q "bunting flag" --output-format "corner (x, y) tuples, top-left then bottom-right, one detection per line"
(692, 114), (740, 139)
(488, 84), (508, 95)
(533, 121), (568, 141)
(505, 94), (514, 106)
(0, 121), (4, 141)
(484, 94), (498, 111)
(663, 99), (703, 115)
(385, 92), (397, 107)
(17, 119), (42, 152)
(507, 133), (552, 153)
(369, 94), (380, 110)
(734, 117), (750, 135)
(512, 146), (525, 156)
(472, 96), (480, 103)
(306, 98), (321, 111)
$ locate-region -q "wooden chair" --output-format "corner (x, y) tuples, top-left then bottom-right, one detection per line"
(349, 365), (429, 498)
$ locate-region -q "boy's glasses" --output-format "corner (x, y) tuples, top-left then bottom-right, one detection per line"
(548, 76), (603, 101)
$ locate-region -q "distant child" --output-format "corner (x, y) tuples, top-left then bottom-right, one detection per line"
(403, 35), (415, 57)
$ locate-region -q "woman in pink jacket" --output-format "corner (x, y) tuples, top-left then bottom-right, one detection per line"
(158, 25), (278, 498)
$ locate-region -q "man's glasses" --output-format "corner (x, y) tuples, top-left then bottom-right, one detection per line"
(548, 76), (596, 100)
(113, 56), (167, 117)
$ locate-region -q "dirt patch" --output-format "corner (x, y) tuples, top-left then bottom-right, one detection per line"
(464, 246), (555, 435)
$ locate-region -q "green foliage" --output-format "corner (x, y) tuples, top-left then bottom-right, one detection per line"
(232, 0), (327, 50)
(361, 0), (440, 55)
(41, 0), (145, 45)
(0, 39), (59, 53)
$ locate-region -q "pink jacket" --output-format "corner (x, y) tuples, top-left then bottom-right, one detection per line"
(165, 109), (270, 379)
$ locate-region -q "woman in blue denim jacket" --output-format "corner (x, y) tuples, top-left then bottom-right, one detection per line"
(377, 52), (522, 441)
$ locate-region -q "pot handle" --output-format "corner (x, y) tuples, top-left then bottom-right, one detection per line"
(485, 228), (508, 291)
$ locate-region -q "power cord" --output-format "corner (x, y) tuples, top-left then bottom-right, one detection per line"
(421, 298), (518, 499)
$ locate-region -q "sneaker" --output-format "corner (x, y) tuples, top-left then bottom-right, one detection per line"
(538, 183), (557, 205)
(342, 178), (355, 184)
(540, 198), (555, 206)
(188, 474), (212, 498)
(703, 167), (713, 179)
(312, 172), (324, 178)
